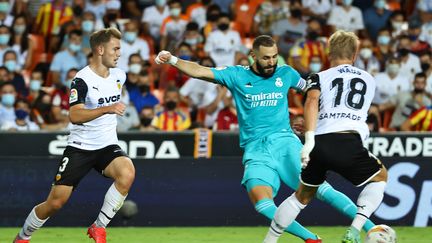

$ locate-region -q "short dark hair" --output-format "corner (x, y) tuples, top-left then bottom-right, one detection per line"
(415, 72), (427, 80)
(186, 22), (199, 31)
(252, 35), (275, 51)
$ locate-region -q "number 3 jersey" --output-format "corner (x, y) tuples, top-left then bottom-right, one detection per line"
(67, 66), (126, 150)
(306, 64), (376, 142)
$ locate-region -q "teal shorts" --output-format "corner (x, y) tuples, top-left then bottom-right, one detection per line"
(241, 132), (303, 197)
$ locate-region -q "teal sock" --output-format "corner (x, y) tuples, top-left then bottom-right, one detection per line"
(255, 198), (318, 240)
(317, 182), (375, 232)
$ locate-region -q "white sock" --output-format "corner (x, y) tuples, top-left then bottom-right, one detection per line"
(264, 193), (306, 243)
(19, 207), (48, 240)
(95, 183), (127, 228)
(352, 181), (386, 231)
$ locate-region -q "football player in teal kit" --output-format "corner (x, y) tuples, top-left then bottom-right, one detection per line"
(155, 35), (375, 242)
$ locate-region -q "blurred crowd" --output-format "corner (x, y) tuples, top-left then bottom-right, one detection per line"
(0, 0), (431, 133)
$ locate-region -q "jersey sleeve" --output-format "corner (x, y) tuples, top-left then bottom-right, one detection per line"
(69, 77), (88, 106)
(285, 65), (305, 91)
(304, 73), (321, 93)
(210, 66), (238, 89)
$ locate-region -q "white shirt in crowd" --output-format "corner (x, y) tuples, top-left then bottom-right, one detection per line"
(328, 5), (364, 32)
(205, 30), (241, 67)
(399, 54), (422, 82)
(1, 120), (40, 131)
(118, 38), (150, 71)
(373, 72), (410, 104)
(141, 5), (170, 40)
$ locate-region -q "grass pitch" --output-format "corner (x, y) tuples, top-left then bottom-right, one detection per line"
(0, 226), (428, 242)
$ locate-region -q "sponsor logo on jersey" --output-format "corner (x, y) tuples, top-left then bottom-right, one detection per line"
(275, 77), (283, 87)
(69, 89), (78, 103)
(98, 95), (121, 105)
(319, 112), (362, 121)
(245, 92), (284, 108)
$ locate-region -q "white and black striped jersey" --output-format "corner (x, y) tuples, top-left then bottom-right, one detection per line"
(305, 64), (376, 142)
(68, 66), (126, 150)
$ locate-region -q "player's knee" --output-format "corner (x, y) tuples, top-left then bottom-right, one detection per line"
(48, 198), (67, 211)
(375, 166), (388, 182)
(118, 165), (135, 185)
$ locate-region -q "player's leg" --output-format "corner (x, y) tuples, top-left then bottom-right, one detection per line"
(92, 145), (135, 229)
(15, 146), (92, 242)
(14, 185), (73, 242)
(342, 155), (388, 243)
(245, 179), (319, 242)
(263, 183), (318, 243)
(278, 133), (374, 232)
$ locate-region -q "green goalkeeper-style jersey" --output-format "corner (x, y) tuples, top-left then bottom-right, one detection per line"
(211, 64), (306, 148)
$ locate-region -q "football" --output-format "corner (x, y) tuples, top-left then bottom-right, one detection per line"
(365, 224), (397, 243)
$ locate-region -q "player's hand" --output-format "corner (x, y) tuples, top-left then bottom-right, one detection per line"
(107, 102), (126, 116)
(155, 50), (173, 64)
(301, 131), (315, 169)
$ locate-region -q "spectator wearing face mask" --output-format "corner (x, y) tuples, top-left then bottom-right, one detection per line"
(388, 10), (407, 38)
(27, 69), (45, 105)
(202, 4), (221, 38)
(103, 0), (122, 30)
(272, 1), (307, 58)
(125, 53), (144, 100)
(397, 35), (422, 81)
(0, 0), (13, 27)
(407, 18), (431, 56)
(49, 29), (87, 86)
(378, 72), (432, 130)
(160, 42), (194, 90)
(0, 81), (17, 125)
(0, 25), (12, 66)
(152, 86), (191, 131)
(160, 0), (189, 52)
(354, 38), (381, 76)
(375, 28), (393, 72)
(1, 98), (39, 131)
(118, 20), (150, 71)
(10, 14), (33, 71)
(130, 69), (159, 113)
(141, 0), (170, 46)
(79, 11), (98, 55)
(373, 57), (410, 105)
(180, 22), (205, 58)
(138, 105), (157, 131)
(363, 0), (393, 41)
(205, 12), (242, 67)
(328, 0), (364, 34)
(289, 18), (328, 77)
(3, 50), (27, 98)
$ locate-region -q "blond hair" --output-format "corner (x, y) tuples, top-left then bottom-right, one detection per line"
(328, 30), (359, 61)
(89, 27), (122, 52)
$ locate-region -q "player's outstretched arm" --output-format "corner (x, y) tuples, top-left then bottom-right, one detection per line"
(69, 103), (125, 124)
(155, 51), (215, 82)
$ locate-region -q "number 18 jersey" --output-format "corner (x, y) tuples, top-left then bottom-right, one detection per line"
(306, 64), (376, 142)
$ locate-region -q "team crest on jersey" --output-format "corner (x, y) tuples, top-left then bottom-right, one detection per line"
(116, 80), (121, 90)
(69, 88), (78, 103)
(275, 77), (283, 87)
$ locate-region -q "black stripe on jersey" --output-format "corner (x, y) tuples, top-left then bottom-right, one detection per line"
(305, 73), (321, 92)
(70, 77), (88, 107)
